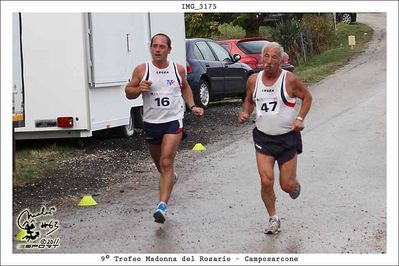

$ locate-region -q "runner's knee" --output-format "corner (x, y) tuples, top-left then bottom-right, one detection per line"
(160, 157), (174, 172)
(280, 178), (296, 193)
(260, 174), (274, 190)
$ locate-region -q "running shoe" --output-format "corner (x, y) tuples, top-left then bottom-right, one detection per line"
(289, 181), (301, 199)
(264, 217), (281, 234)
(153, 202), (167, 223)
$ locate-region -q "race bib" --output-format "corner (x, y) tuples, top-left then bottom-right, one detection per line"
(256, 96), (280, 116)
(150, 92), (177, 109)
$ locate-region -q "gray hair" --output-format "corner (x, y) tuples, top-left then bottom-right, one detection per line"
(261, 41), (284, 60)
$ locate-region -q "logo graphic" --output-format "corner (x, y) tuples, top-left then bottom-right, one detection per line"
(166, 80), (175, 86)
(156, 70), (169, 74)
(262, 89), (274, 92)
(15, 206), (60, 249)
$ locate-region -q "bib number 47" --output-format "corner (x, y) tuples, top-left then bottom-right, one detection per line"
(261, 101), (277, 112)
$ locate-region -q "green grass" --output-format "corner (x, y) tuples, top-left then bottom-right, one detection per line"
(14, 144), (81, 187)
(295, 22), (373, 86)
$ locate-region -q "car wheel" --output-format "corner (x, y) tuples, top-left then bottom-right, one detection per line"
(195, 79), (210, 108)
(341, 13), (352, 24)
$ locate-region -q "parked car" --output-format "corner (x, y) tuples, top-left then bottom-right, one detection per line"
(218, 37), (294, 73)
(336, 13), (357, 24)
(186, 38), (253, 108)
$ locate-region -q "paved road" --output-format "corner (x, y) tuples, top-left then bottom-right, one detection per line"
(13, 13), (388, 258)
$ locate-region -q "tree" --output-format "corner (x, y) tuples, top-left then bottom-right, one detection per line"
(185, 13), (266, 38)
(185, 13), (220, 38)
(230, 13), (265, 37)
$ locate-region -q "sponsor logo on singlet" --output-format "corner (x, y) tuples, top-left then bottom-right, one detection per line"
(166, 80), (176, 86)
(262, 89), (274, 92)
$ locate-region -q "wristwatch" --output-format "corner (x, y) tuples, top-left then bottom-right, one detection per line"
(296, 116), (304, 122)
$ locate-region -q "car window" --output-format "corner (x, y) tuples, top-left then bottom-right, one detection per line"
(237, 40), (269, 54)
(219, 43), (229, 51)
(207, 41), (232, 62)
(195, 41), (216, 61)
(193, 45), (205, 60)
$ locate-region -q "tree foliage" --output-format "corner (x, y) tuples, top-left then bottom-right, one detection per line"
(185, 13), (268, 38)
(185, 13), (219, 38)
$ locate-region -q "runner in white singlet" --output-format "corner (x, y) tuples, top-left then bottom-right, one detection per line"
(125, 33), (204, 224)
(238, 41), (312, 234)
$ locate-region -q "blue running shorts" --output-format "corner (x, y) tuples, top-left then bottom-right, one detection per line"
(143, 119), (183, 145)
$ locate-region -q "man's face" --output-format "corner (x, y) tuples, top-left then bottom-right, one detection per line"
(150, 36), (171, 62)
(262, 46), (282, 75)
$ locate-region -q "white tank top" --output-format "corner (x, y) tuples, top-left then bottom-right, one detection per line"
(141, 61), (184, 123)
(253, 70), (297, 135)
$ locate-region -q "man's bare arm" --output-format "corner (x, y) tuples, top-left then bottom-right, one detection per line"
(178, 64), (204, 117)
(238, 73), (257, 124)
(287, 72), (312, 120)
(125, 64), (150, 99)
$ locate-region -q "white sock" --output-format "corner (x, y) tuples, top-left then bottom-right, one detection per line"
(270, 214), (279, 220)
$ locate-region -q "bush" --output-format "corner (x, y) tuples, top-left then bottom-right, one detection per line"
(214, 23), (246, 39)
(301, 14), (336, 54)
(271, 18), (304, 65)
(259, 25), (274, 38)
(270, 14), (337, 65)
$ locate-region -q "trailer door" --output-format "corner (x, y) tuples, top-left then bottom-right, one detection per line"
(88, 13), (135, 87)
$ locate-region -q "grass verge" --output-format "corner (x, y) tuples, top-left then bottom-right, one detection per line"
(14, 143), (82, 187)
(295, 22), (373, 86)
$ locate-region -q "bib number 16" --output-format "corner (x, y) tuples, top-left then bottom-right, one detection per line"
(154, 97), (170, 108)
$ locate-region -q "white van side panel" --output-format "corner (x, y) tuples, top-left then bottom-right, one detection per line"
(15, 13), (90, 133)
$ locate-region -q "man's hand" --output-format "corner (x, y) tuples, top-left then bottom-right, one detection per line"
(139, 80), (152, 93)
(238, 112), (250, 124)
(291, 119), (305, 131)
(191, 106), (204, 117)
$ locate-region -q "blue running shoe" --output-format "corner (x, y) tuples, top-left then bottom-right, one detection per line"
(153, 202), (167, 223)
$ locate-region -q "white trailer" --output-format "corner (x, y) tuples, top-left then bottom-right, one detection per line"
(13, 12), (186, 139)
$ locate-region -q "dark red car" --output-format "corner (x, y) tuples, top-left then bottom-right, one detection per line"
(218, 37), (294, 72)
